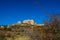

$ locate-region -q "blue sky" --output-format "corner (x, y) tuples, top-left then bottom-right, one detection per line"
(0, 0), (60, 25)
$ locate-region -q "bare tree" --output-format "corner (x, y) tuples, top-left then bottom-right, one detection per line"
(44, 14), (60, 40)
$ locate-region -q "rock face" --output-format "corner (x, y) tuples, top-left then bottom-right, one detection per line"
(23, 19), (35, 25)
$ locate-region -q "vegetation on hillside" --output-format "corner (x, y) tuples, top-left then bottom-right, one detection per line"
(0, 14), (60, 40)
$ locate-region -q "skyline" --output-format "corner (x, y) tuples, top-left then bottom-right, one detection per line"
(0, 19), (44, 25)
(0, 0), (60, 25)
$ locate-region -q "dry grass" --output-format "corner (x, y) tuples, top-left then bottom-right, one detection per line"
(15, 36), (31, 40)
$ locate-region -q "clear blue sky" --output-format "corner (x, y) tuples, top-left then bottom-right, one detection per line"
(0, 0), (60, 25)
